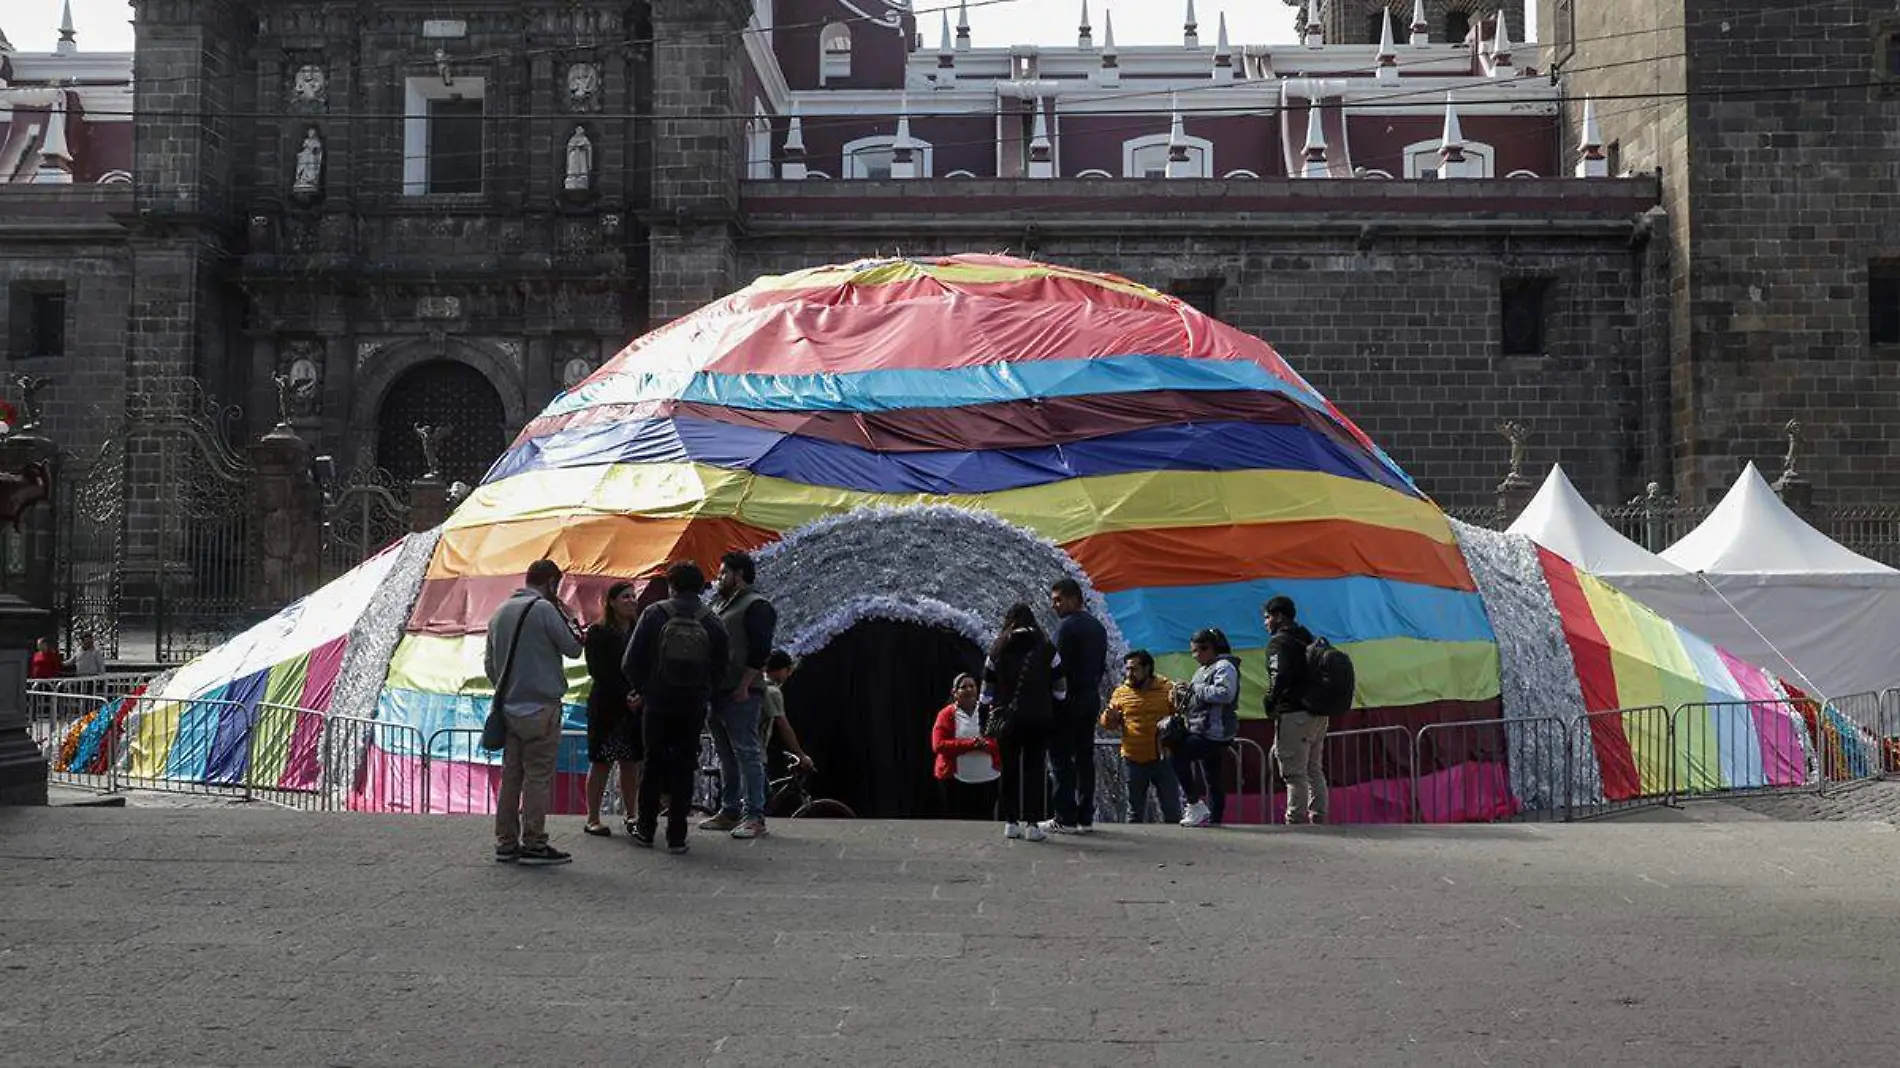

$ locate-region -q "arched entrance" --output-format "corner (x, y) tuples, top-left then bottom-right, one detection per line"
(779, 619), (984, 819)
(374, 360), (507, 485)
(754, 504), (1125, 820)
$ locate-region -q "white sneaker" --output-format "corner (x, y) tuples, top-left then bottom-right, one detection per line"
(1180, 801), (1212, 827)
(1025, 824), (1049, 843)
(1004, 822), (1024, 840)
(1036, 819), (1073, 835)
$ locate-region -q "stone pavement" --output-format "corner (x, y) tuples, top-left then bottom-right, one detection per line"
(5, 807), (1900, 1067)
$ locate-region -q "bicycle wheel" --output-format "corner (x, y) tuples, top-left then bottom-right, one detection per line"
(792, 798), (856, 819)
(764, 780), (800, 819)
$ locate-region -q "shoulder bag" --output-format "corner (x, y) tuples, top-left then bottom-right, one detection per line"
(980, 646), (1038, 740)
(480, 599), (535, 752)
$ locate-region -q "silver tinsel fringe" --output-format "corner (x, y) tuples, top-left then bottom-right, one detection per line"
(328, 527), (444, 724)
(1449, 520), (1606, 809)
(755, 504), (1128, 705)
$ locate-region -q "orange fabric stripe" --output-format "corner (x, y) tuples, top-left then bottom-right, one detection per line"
(1062, 521), (1477, 594)
(429, 515), (780, 580)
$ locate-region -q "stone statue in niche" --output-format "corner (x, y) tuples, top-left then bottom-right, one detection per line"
(291, 64), (327, 104)
(565, 63), (601, 111)
(560, 356), (593, 391)
(414, 424), (450, 482)
(564, 127), (594, 192)
(292, 127), (324, 195)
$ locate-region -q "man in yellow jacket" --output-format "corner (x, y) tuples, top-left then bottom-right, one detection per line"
(1099, 649), (1183, 824)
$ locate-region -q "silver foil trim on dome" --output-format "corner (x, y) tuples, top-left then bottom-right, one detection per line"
(1450, 519), (1605, 810)
(327, 527), (444, 724)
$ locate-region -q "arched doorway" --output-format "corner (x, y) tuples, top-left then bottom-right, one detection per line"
(375, 360), (507, 485)
(778, 619), (984, 819)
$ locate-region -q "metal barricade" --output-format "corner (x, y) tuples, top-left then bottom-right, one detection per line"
(419, 726), (593, 817)
(1226, 736), (1271, 826)
(1414, 716), (1569, 823)
(1886, 689), (1900, 777)
(116, 694), (254, 800)
(1672, 698), (1819, 798)
(33, 673), (153, 702)
(30, 688), (121, 794)
(1569, 705), (1674, 819)
(247, 702), (331, 811)
(1816, 692), (1888, 787)
(330, 715), (428, 814)
(1308, 724), (1412, 825)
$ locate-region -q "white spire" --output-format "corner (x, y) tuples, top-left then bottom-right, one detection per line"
(1438, 94), (1469, 178)
(1489, 9), (1515, 75)
(1212, 13), (1233, 82)
(939, 11), (953, 55)
(1375, 10), (1398, 82)
(1078, 0), (1093, 49)
(1302, 99), (1329, 179)
(937, 10), (956, 84)
(1165, 94), (1193, 178)
(55, 0), (76, 56)
(1028, 100), (1054, 178)
(1095, 9), (1120, 86)
(1304, 0), (1324, 48)
(1183, 0), (1199, 48)
(781, 104), (807, 180)
(892, 95), (917, 179)
(1410, 0), (1429, 45)
(955, 0), (970, 51)
(35, 89), (74, 182)
(1576, 96), (1609, 177)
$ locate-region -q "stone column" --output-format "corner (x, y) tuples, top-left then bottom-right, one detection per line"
(408, 478), (450, 534)
(0, 592), (52, 805)
(0, 429), (61, 612)
(248, 424), (321, 614)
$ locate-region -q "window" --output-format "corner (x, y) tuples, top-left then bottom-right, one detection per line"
(1500, 278), (1553, 356)
(821, 22), (852, 83)
(1123, 133), (1213, 178)
(8, 283), (66, 360)
(841, 136), (934, 179)
(1885, 32), (1900, 78)
(1170, 280), (1223, 320)
(1869, 263), (1900, 344)
(1404, 139), (1494, 178)
(404, 77), (486, 195)
(1445, 11), (1472, 43)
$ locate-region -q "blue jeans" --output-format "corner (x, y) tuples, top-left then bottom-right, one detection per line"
(709, 692), (767, 821)
(1124, 757), (1183, 824)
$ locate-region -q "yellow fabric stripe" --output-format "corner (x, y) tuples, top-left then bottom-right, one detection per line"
(1579, 573), (1676, 794)
(1154, 638), (1500, 716)
(385, 632), (593, 703)
(447, 463), (1455, 546)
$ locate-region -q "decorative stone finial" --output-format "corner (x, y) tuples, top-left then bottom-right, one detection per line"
(1165, 95), (1193, 179)
(955, 0), (970, 51)
(782, 106), (807, 180)
(1302, 100), (1329, 178)
(1438, 94), (1468, 177)
(56, 0), (76, 56)
(938, 11), (955, 68)
(1489, 9), (1515, 74)
(1078, 0), (1093, 49)
(1184, 0), (1199, 48)
(1027, 100), (1054, 178)
(1576, 96), (1608, 177)
(1213, 13), (1233, 81)
(1304, 0), (1325, 48)
(1375, 11), (1399, 82)
(1411, 0), (1429, 45)
(1777, 419), (1805, 485)
(891, 95), (917, 179)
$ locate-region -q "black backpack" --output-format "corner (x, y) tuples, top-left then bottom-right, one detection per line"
(1302, 637), (1356, 716)
(651, 602), (714, 689)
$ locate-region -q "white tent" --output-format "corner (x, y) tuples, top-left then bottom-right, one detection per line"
(1509, 463), (1900, 699)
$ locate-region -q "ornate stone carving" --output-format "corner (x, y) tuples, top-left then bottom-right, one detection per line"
(565, 63), (601, 111)
(10, 374), (52, 432)
(279, 339), (323, 417)
(416, 296), (462, 320)
(491, 339), (524, 374)
(291, 64), (327, 105)
(292, 127), (324, 196)
(1779, 418), (1804, 483)
(564, 126), (594, 192)
(1496, 420), (1534, 492)
(355, 341), (382, 369)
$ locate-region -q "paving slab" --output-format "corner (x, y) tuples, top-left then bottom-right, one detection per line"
(5, 806), (1900, 1066)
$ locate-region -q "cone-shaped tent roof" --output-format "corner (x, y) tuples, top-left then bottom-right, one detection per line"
(1507, 464), (1686, 578)
(1662, 462), (1900, 579)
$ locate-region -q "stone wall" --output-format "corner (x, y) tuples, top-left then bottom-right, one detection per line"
(732, 177), (1663, 510)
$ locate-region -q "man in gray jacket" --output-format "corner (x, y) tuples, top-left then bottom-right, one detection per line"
(485, 559), (584, 865)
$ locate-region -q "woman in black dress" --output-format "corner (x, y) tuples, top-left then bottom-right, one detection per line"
(979, 603), (1068, 843)
(582, 581), (644, 836)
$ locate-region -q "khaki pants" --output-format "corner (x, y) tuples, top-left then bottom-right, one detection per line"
(1274, 711), (1329, 825)
(496, 705), (562, 848)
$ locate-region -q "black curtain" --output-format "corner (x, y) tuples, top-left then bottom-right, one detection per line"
(780, 619), (984, 819)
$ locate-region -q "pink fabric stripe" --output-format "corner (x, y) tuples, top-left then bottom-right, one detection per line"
(278, 638), (349, 791)
(1715, 647), (1806, 786)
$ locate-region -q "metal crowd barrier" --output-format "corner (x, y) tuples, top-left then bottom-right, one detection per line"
(1414, 716), (1571, 824)
(422, 727), (594, 817)
(1568, 705), (1675, 820)
(1313, 724), (1411, 825)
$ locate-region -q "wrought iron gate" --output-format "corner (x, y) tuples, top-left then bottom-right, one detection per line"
(322, 458), (410, 581)
(54, 436), (127, 658)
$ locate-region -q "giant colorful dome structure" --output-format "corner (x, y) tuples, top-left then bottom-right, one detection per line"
(83, 254), (1853, 821)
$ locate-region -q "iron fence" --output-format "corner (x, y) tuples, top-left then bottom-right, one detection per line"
(1569, 705), (1675, 820)
(422, 727), (595, 817)
(1312, 725), (1413, 825)
(1415, 716), (1572, 824)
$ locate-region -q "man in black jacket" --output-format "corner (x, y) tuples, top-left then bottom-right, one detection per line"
(623, 561), (730, 853)
(1263, 595), (1327, 825)
(1044, 577), (1109, 834)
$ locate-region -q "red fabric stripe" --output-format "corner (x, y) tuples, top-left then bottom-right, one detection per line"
(1537, 547), (1641, 800)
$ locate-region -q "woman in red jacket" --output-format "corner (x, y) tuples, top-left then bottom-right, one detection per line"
(931, 673), (999, 820)
(28, 637), (62, 680)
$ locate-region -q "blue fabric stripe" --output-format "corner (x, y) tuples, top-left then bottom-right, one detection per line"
(547, 355), (1328, 419)
(1105, 576), (1496, 652)
(1675, 628), (1764, 789)
(203, 670), (270, 785)
(373, 688), (587, 768)
(482, 415), (1414, 496)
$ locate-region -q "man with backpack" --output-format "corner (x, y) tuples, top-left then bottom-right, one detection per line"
(1262, 595), (1352, 826)
(624, 561), (730, 853)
